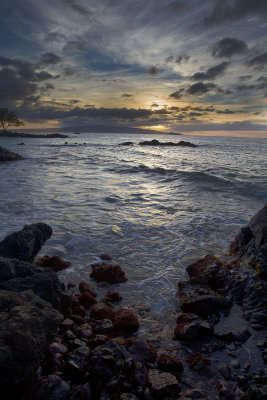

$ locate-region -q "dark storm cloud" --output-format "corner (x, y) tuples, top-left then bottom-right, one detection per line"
(147, 66), (159, 75)
(187, 82), (217, 95)
(63, 66), (77, 77)
(239, 75), (252, 81)
(63, 40), (89, 53)
(38, 53), (62, 66)
(246, 52), (267, 70)
(191, 62), (229, 81)
(216, 109), (235, 114)
(61, 0), (95, 20)
(165, 55), (190, 64)
(211, 38), (248, 58)
(203, 0), (267, 26)
(169, 88), (185, 99)
(0, 68), (37, 105)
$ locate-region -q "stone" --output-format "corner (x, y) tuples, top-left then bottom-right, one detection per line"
(216, 380), (244, 399)
(90, 303), (116, 320)
(186, 254), (225, 290)
(178, 280), (232, 317)
(104, 290), (122, 303)
(112, 308), (139, 334)
(100, 254), (112, 261)
(49, 342), (68, 356)
(122, 339), (157, 363)
(147, 369), (181, 399)
(94, 319), (113, 334)
(0, 145), (22, 162)
(247, 384), (267, 399)
(90, 262), (128, 284)
(230, 359), (240, 369)
(215, 327), (251, 343)
(138, 139), (197, 147)
(0, 289), (63, 399)
(60, 318), (75, 331)
(36, 255), (71, 272)
(79, 281), (97, 297)
(0, 223), (52, 262)
(157, 354), (184, 373)
(35, 374), (70, 400)
(120, 394), (138, 400)
(88, 341), (125, 381)
(66, 345), (90, 373)
(75, 323), (93, 339)
(186, 352), (211, 370)
(78, 292), (97, 309)
(179, 388), (209, 399)
(174, 313), (214, 340)
(218, 363), (231, 379)
(87, 335), (110, 349)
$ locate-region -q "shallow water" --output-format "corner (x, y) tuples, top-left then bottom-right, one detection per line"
(0, 133), (267, 336)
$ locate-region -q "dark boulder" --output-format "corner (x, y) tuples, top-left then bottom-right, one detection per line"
(0, 223), (52, 262)
(0, 290), (63, 400)
(121, 142), (133, 146)
(147, 369), (181, 399)
(174, 313), (214, 340)
(0, 145), (22, 162)
(36, 255), (71, 272)
(34, 374), (70, 400)
(90, 262), (128, 284)
(138, 139), (197, 147)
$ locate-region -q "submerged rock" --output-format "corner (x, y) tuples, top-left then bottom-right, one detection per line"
(0, 145), (22, 162)
(138, 139), (197, 147)
(147, 369), (181, 399)
(112, 308), (139, 334)
(36, 255), (71, 272)
(216, 380), (244, 399)
(174, 313), (213, 340)
(90, 262), (128, 284)
(0, 223), (52, 262)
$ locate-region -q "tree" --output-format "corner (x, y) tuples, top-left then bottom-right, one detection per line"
(0, 107), (24, 132)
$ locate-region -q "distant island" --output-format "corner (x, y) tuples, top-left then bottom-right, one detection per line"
(1, 132), (68, 138)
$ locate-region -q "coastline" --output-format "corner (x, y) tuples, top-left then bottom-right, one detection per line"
(0, 205), (266, 399)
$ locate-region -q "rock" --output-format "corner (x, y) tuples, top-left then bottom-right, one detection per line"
(0, 223), (52, 262)
(120, 142), (134, 146)
(215, 327), (251, 343)
(147, 369), (181, 399)
(0, 145), (22, 162)
(60, 318), (75, 331)
(78, 292), (97, 309)
(67, 282), (76, 289)
(94, 319), (113, 334)
(218, 363), (231, 379)
(121, 339), (157, 363)
(216, 380), (244, 399)
(230, 359), (240, 369)
(229, 203), (267, 280)
(242, 280), (267, 330)
(66, 345), (90, 374)
(36, 255), (71, 272)
(100, 254), (112, 261)
(157, 354), (184, 374)
(49, 342), (68, 356)
(174, 313), (213, 340)
(120, 394), (138, 400)
(112, 308), (139, 334)
(75, 323), (93, 339)
(247, 384), (267, 399)
(0, 289), (63, 399)
(177, 140), (197, 147)
(186, 352), (211, 370)
(79, 281), (97, 297)
(104, 290), (122, 303)
(179, 388), (209, 399)
(178, 280), (232, 317)
(0, 258), (71, 312)
(186, 254), (225, 290)
(90, 262), (128, 284)
(87, 335), (110, 349)
(90, 303), (116, 320)
(138, 139), (197, 147)
(35, 374), (70, 400)
(88, 340), (125, 381)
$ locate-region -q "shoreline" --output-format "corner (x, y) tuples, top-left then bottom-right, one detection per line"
(0, 205), (266, 399)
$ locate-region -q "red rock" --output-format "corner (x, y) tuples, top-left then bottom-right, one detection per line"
(79, 281), (97, 297)
(174, 313), (213, 341)
(71, 302), (86, 317)
(158, 354), (184, 374)
(186, 254), (224, 290)
(90, 303), (116, 320)
(104, 290), (122, 303)
(36, 255), (71, 272)
(186, 352), (211, 370)
(90, 262), (128, 284)
(78, 292), (97, 309)
(100, 253), (112, 261)
(112, 308), (139, 334)
(67, 282), (76, 289)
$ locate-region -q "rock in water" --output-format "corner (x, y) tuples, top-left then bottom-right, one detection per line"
(0, 223), (52, 262)
(0, 145), (22, 162)
(0, 290), (63, 400)
(147, 369), (181, 399)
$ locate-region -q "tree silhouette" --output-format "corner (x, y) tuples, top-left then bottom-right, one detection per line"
(0, 108), (24, 133)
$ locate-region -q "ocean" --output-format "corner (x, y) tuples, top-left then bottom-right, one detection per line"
(0, 133), (266, 337)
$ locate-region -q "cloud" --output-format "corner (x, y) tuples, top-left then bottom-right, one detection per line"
(165, 55), (190, 64)
(190, 62), (229, 81)
(63, 66), (77, 76)
(203, 0), (267, 26)
(38, 52), (62, 66)
(239, 75), (252, 81)
(61, 0), (95, 21)
(62, 40), (89, 53)
(211, 37), (248, 58)
(0, 68), (37, 105)
(122, 93), (134, 98)
(170, 88), (185, 99)
(246, 52), (267, 70)
(187, 82), (217, 95)
(147, 66), (159, 75)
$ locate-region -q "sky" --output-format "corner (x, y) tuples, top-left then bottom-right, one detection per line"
(1, 0), (267, 136)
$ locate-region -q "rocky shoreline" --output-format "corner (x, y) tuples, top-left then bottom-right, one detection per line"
(0, 205), (266, 399)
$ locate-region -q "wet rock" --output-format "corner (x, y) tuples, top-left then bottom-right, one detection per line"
(139, 139), (197, 147)
(49, 342), (68, 356)
(230, 359), (240, 369)
(0, 145), (22, 162)
(178, 280), (232, 317)
(147, 369), (181, 399)
(157, 354), (184, 374)
(186, 352), (211, 370)
(71, 299), (86, 317)
(67, 282), (76, 289)
(90, 262), (128, 284)
(121, 339), (157, 363)
(0, 290), (63, 399)
(36, 255), (71, 272)
(88, 340), (125, 381)
(60, 318), (75, 331)
(186, 254), (225, 290)
(100, 254), (112, 261)
(87, 335), (111, 349)
(0, 223), (52, 262)
(66, 345), (90, 374)
(242, 280), (267, 330)
(113, 308), (140, 334)
(104, 290), (122, 303)
(174, 313), (214, 340)
(75, 323), (93, 339)
(179, 388), (209, 399)
(216, 380), (244, 399)
(35, 374), (70, 400)
(247, 384), (267, 399)
(79, 281), (97, 297)
(120, 142), (134, 146)
(120, 394), (138, 400)
(90, 303), (116, 320)
(78, 291), (97, 309)
(218, 363), (231, 379)
(215, 327), (251, 343)
(94, 319), (113, 334)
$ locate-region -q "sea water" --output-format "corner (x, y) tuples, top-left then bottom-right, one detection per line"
(0, 133), (266, 336)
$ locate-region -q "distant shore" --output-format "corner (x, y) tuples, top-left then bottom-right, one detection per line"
(1, 131), (68, 138)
